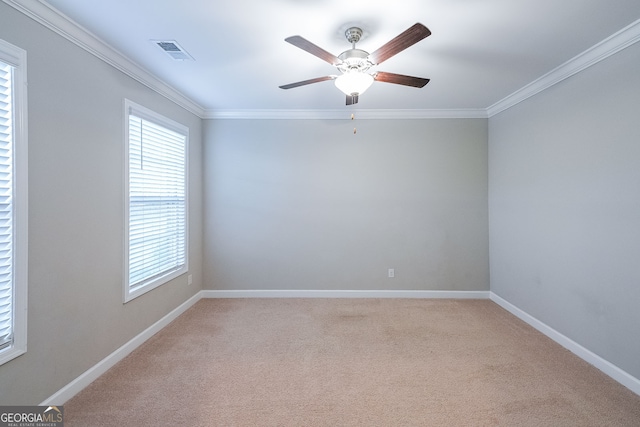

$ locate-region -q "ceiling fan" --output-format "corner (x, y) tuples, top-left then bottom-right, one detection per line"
(279, 23), (431, 105)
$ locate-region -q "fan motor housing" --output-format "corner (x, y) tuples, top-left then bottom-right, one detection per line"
(337, 49), (373, 73)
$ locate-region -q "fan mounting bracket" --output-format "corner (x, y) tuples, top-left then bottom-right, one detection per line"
(345, 27), (363, 44)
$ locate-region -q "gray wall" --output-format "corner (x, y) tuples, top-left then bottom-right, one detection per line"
(489, 42), (640, 378)
(204, 118), (488, 292)
(0, 3), (203, 404)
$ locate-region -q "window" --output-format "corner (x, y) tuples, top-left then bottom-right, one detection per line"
(0, 39), (28, 366)
(124, 100), (188, 302)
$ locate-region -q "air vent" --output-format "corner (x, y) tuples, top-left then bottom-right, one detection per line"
(151, 40), (194, 61)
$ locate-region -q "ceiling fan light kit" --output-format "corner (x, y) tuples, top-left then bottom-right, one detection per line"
(334, 72), (374, 96)
(280, 23), (431, 105)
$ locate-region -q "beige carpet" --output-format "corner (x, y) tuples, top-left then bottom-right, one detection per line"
(64, 299), (640, 426)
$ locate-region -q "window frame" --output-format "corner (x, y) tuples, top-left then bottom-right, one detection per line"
(0, 39), (28, 366)
(123, 99), (189, 303)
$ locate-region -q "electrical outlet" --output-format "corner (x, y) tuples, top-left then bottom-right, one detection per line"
(187, 274), (193, 285)
(388, 268), (395, 278)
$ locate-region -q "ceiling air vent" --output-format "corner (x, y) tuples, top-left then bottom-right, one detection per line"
(151, 40), (194, 61)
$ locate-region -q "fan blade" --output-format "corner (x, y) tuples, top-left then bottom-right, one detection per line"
(346, 94), (359, 105)
(374, 72), (430, 88)
(368, 23), (431, 65)
(285, 35), (341, 66)
(279, 76), (336, 89)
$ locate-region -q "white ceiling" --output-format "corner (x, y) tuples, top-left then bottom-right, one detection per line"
(30, 0), (640, 114)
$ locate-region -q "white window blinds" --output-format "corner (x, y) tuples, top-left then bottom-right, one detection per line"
(0, 61), (14, 351)
(126, 105), (187, 299)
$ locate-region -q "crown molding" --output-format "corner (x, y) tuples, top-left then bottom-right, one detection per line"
(204, 108), (488, 120)
(487, 18), (640, 117)
(4, 0), (206, 118)
(6, 1), (639, 121)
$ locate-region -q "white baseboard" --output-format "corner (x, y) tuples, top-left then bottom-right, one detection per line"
(41, 289), (639, 405)
(201, 289), (491, 299)
(40, 291), (203, 405)
(490, 292), (640, 396)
